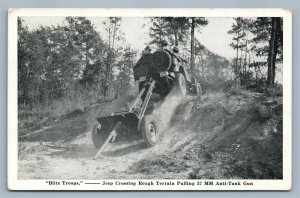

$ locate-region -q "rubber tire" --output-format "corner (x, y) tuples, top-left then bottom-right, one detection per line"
(141, 115), (160, 147)
(92, 124), (110, 149)
(175, 73), (187, 96)
(152, 50), (172, 71)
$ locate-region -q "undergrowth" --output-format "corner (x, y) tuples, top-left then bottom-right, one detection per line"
(18, 85), (137, 134)
(129, 86), (283, 179)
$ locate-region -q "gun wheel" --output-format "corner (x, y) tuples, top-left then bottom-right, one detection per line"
(92, 124), (110, 149)
(141, 115), (160, 147)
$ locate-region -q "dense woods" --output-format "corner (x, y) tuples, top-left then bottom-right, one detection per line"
(228, 17), (283, 88)
(18, 16), (283, 122)
(18, 17), (136, 114)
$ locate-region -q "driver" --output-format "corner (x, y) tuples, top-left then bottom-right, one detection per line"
(142, 46), (152, 55)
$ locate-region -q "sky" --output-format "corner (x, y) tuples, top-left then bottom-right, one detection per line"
(22, 16), (236, 60)
(196, 18), (235, 59)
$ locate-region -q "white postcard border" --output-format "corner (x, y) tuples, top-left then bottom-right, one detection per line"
(7, 8), (292, 191)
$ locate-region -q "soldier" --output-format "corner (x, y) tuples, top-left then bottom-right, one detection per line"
(160, 40), (169, 49)
(173, 46), (179, 54)
(142, 46), (152, 55)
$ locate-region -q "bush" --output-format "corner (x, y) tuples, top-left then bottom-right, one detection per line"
(19, 85), (106, 133)
(264, 84), (283, 97)
(18, 83), (136, 133)
(200, 79), (233, 92)
(247, 83), (283, 97)
(240, 71), (254, 86)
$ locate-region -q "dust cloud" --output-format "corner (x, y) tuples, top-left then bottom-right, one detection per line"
(152, 89), (184, 129)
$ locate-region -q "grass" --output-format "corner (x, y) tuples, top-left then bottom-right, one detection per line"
(18, 84), (139, 135)
(19, 86), (114, 134)
(130, 155), (190, 175)
(128, 86), (283, 179)
(246, 83), (283, 97)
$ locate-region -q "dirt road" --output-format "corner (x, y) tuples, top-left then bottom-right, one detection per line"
(18, 90), (283, 179)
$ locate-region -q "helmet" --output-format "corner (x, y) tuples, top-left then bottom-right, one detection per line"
(161, 40), (168, 47)
(144, 46), (151, 52)
(173, 46), (179, 53)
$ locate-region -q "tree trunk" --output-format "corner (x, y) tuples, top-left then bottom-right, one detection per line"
(235, 39), (239, 87)
(277, 18), (283, 47)
(108, 27), (111, 48)
(102, 79), (107, 98)
(199, 52), (204, 78)
(248, 52), (251, 72)
(112, 22), (117, 49)
(190, 17), (195, 72)
(244, 40), (248, 74)
(174, 30), (178, 46)
(267, 17), (279, 86)
(86, 42), (89, 67)
(273, 17), (283, 84)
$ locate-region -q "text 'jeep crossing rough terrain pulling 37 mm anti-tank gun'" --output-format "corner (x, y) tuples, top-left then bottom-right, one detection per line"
(92, 44), (202, 159)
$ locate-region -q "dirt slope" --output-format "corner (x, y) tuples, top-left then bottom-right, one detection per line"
(18, 90), (283, 179)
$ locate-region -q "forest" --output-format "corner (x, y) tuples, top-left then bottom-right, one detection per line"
(18, 16), (283, 127)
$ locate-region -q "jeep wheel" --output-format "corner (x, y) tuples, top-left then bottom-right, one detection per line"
(141, 115), (160, 147)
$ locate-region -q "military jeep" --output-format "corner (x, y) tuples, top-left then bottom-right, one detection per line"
(133, 47), (201, 98)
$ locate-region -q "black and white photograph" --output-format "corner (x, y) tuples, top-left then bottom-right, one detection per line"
(7, 8), (292, 190)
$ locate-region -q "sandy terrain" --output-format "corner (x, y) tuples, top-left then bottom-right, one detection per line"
(18, 90), (283, 180)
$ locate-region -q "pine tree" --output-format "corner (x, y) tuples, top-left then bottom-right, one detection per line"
(249, 17), (283, 86)
(228, 17), (247, 86)
(190, 17), (208, 72)
(18, 18), (31, 105)
(102, 17), (123, 98)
